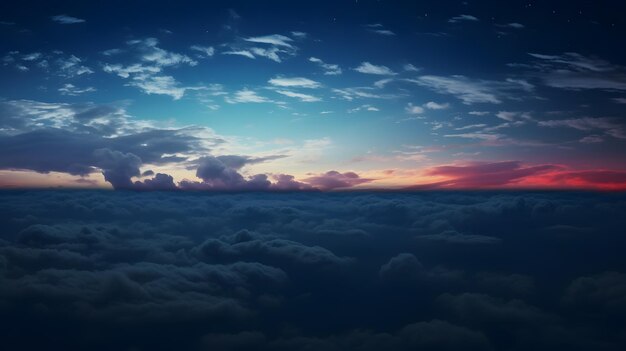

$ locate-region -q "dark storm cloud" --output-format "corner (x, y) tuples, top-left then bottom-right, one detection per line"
(1, 191), (625, 350)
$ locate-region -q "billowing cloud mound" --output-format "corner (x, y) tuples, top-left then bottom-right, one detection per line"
(1, 191), (625, 350)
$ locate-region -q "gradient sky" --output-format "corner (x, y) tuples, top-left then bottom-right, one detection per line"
(1, 0), (625, 190)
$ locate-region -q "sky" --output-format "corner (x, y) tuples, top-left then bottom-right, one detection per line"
(1, 0), (626, 190)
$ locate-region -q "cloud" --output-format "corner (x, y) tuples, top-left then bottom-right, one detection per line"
(448, 14), (479, 23)
(0, 190), (625, 348)
(129, 38), (197, 67)
(404, 63), (420, 72)
(102, 38), (201, 99)
(504, 23), (524, 29)
(243, 34), (294, 48)
(413, 161), (560, 189)
(190, 45), (215, 57)
(309, 57), (342, 75)
(130, 75), (189, 100)
(405, 103), (424, 115)
(303, 170), (373, 190)
(424, 101), (450, 110)
(379, 253), (424, 281)
(275, 90), (321, 102)
(348, 104), (379, 113)
(538, 117), (626, 139)
(407, 75), (527, 104)
(366, 24), (395, 36)
(93, 148), (142, 189)
(58, 84), (96, 96)
(225, 89), (273, 103)
(268, 76), (321, 88)
(526, 52), (626, 91)
(354, 62), (397, 75)
(51, 15), (85, 24)
(222, 50), (256, 59)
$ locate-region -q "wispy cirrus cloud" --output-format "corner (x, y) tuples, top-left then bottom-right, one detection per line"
(538, 117), (626, 139)
(51, 14), (85, 24)
(354, 62), (397, 75)
(268, 76), (321, 89)
(365, 23), (395, 36)
(243, 34), (294, 48)
(524, 52), (626, 91)
(448, 14), (479, 23)
(275, 90), (321, 102)
(58, 84), (96, 96)
(309, 57), (342, 75)
(407, 75), (528, 104)
(225, 89), (275, 104)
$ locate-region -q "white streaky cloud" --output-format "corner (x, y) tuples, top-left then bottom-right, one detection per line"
(455, 124), (488, 130)
(51, 15), (85, 24)
(101, 48), (124, 56)
(538, 117), (626, 139)
(506, 78), (534, 91)
(496, 111), (517, 121)
(130, 75), (187, 100)
(495, 111), (532, 122)
(103, 63), (161, 78)
(275, 90), (321, 102)
(332, 87), (405, 101)
(250, 47), (281, 62)
(133, 38), (197, 67)
(58, 84), (96, 96)
(243, 34), (294, 48)
(424, 101), (450, 110)
(225, 89), (272, 104)
(469, 111), (490, 116)
(406, 75), (526, 104)
(613, 98), (626, 104)
(371, 29), (395, 36)
(448, 14), (479, 23)
(405, 103), (424, 115)
(348, 104), (379, 113)
(291, 31), (307, 39)
(222, 50), (255, 59)
(22, 53), (42, 61)
(57, 55), (94, 77)
(354, 62), (397, 75)
(444, 133), (501, 141)
(268, 76), (321, 89)
(579, 135), (604, 144)
(374, 78), (394, 88)
(506, 23), (524, 29)
(190, 45), (215, 57)
(527, 52), (626, 90)
(403, 63), (420, 72)
(309, 57), (342, 75)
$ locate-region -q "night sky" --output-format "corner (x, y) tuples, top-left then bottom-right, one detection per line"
(1, 0), (625, 190)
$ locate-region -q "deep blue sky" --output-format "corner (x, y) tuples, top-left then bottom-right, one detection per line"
(1, 0), (625, 190)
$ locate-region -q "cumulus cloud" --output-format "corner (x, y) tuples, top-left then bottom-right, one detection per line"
(303, 170), (373, 190)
